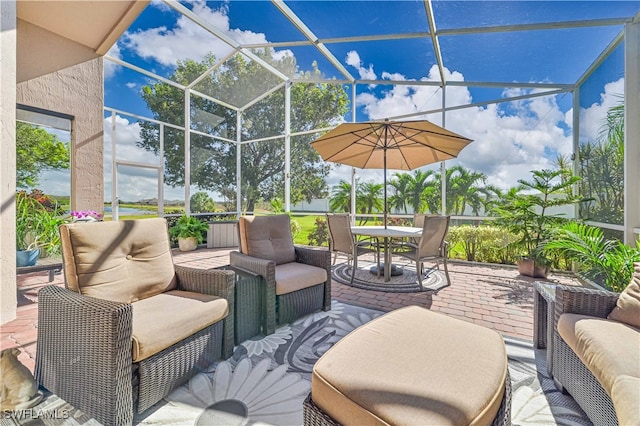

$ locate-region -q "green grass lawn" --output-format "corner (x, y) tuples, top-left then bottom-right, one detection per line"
(291, 214), (324, 246)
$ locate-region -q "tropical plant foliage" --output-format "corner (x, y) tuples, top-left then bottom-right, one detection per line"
(542, 221), (640, 292)
(492, 169), (584, 264)
(16, 190), (66, 254)
(168, 215), (209, 244)
(578, 97), (624, 224)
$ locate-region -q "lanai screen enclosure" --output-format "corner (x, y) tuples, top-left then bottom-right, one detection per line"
(100, 0), (640, 244)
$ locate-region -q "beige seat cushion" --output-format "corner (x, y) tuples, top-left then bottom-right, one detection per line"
(557, 313), (640, 396)
(275, 262), (327, 295)
(608, 262), (640, 328)
(131, 290), (228, 362)
(611, 375), (640, 426)
(239, 215), (296, 265)
(312, 306), (507, 426)
(60, 218), (177, 303)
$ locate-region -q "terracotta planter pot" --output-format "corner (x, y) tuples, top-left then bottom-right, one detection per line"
(517, 258), (549, 278)
(178, 237), (198, 252)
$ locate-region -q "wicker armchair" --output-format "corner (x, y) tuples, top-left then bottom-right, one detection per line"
(230, 215), (331, 335)
(550, 284), (626, 425)
(35, 218), (235, 425)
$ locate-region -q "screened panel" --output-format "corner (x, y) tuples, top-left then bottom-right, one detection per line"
(241, 138), (284, 213)
(193, 52), (285, 109)
(287, 1), (429, 39)
(577, 43), (625, 225)
(354, 83), (443, 122)
(163, 127), (186, 213)
(432, 1), (638, 29)
(190, 92), (234, 140)
(439, 26), (625, 84)
(189, 132), (236, 213)
(325, 38), (437, 82)
(241, 89), (286, 140)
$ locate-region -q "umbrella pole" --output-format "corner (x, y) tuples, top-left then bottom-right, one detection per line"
(383, 125), (388, 230)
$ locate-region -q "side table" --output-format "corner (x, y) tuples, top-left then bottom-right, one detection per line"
(533, 281), (556, 375)
(216, 265), (266, 345)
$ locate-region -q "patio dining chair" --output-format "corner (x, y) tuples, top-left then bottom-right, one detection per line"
(392, 215), (452, 290)
(326, 213), (381, 283)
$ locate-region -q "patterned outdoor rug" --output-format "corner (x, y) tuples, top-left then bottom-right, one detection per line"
(6, 302), (590, 425)
(332, 260), (449, 293)
(134, 301), (591, 426)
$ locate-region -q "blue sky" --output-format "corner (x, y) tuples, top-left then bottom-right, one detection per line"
(96, 0), (639, 204)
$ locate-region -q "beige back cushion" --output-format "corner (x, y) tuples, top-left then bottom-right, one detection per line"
(608, 262), (640, 328)
(60, 218), (177, 303)
(238, 215), (296, 265)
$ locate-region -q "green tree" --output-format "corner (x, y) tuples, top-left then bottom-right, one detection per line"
(16, 122), (70, 188)
(406, 169), (436, 214)
(138, 51), (348, 212)
(388, 173), (411, 214)
(578, 97), (624, 224)
(190, 191), (216, 213)
(445, 166), (492, 215)
(359, 182), (384, 219)
(329, 180), (356, 213)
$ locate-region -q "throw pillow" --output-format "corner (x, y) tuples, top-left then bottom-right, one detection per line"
(608, 262), (640, 329)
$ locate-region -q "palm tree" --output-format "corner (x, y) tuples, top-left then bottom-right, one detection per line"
(407, 169), (436, 214)
(388, 173), (411, 214)
(358, 182), (384, 224)
(445, 166), (491, 215)
(329, 180), (355, 213)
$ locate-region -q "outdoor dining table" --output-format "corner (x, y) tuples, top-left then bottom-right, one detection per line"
(351, 225), (423, 282)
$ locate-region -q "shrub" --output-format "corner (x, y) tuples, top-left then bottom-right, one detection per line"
(307, 217), (328, 247)
(447, 225), (520, 265)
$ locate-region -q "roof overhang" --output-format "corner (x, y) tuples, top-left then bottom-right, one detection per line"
(17, 0), (149, 55)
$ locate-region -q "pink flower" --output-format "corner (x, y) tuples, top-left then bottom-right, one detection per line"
(70, 210), (103, 220)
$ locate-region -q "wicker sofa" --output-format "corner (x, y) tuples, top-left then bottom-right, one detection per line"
(551, 266), (640, 426)
(35, 218), (235, 425)
(230, 215), (331, 335)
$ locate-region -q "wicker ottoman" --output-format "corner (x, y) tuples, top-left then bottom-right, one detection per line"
(304, 306), (511, 426)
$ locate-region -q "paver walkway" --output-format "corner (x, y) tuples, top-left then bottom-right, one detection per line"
(1, 247), (583, 373)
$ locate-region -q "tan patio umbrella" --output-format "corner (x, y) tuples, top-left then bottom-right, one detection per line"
(311, 120), (473, 228)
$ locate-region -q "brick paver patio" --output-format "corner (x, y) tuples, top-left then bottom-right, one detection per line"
(1, 247), (584, 373)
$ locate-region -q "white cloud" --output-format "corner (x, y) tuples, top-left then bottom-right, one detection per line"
(104, 43), (122, 80)
(345, 50), (377, 81)
(346, 61), (582, 190)
(122, 0), (292, 68)
(578, 78), (624, 143)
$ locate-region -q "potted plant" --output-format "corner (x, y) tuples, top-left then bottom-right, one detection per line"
(169, 214), (208, 251)
(16, 192), (45, 266)
(493, 169), (584, 278)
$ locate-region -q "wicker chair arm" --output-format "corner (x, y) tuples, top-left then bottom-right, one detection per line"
(35, 285), (134, 425)
(229, 251), (277, 334)
(295, 246), (332, 313)
(553, 284), (619, 325)
(175, 265), (236, 359)
(175, 265), (235, 300)
(295, 245), (331, 270)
